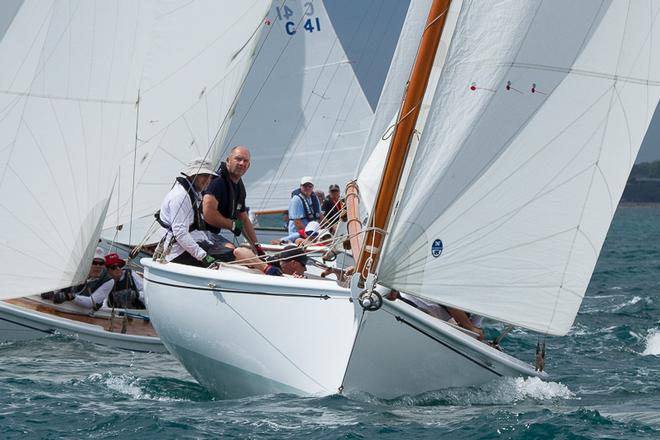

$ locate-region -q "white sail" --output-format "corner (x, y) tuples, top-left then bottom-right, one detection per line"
(103, 0), (270, 244)
(223, 0), (380, 210)
(357, 0), (463, 214)
(378, 0), (660, 335)
(0, 0), (156, 299)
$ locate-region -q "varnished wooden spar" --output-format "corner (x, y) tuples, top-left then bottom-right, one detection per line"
(4, 297), (158, 337)
(356, 0), (452, 279)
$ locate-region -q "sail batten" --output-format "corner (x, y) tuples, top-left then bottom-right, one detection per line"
(377, 0), (660, 335)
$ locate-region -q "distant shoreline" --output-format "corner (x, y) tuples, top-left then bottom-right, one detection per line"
(619, 202), (660, 208)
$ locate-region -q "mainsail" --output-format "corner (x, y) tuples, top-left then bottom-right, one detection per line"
(377, 0), (660, 335)
(0, 0), (150, 298)
(224, 0), (405, 211)
(102, 0), (270, 244)
(0, 0), (270, 298)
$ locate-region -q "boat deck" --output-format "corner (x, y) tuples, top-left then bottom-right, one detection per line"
(4, 297), (158, 337)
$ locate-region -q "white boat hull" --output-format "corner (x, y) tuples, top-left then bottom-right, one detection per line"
(143, 259), (544, 398)
(342, 300), (545, 398)
(0, 299), (166, 353)
(143, 260), (357, 397)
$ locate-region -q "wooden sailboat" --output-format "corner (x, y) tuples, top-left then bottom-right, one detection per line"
(144, 0), (660, 398)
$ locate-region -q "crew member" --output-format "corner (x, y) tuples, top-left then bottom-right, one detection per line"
(157, 157), (217, 267)
(202, 146), (258, 257)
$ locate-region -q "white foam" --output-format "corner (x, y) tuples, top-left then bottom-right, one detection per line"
(480, 377), (575, 403)
(613, 296), (650, 311)
(87, 372), (184, 401)
(642, 329), (660, 356)
(390, 377), (575, 406)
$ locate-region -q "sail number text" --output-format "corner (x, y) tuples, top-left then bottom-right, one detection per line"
(275, 3), (322, 35)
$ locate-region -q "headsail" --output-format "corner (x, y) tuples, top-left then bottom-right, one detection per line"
(357, 0), (464, 214)
(378, 0), (660, 335)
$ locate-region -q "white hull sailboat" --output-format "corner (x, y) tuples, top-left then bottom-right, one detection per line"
(144, 0), (660, 399)
(142, 259), (542, 398)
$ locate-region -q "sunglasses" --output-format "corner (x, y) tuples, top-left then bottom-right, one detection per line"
(92, 261), (105, 266)
(108, 264), (122, 270)
(302, 183), (314, 188)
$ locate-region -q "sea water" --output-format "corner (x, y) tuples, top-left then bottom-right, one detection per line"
(1, 207), (659, 439)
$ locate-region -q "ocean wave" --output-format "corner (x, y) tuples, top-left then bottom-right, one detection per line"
(612, 296), (653, 314)
(86, 372), (188, 402)
(378, 377), (575, 406)
(641, 329), (660, 356)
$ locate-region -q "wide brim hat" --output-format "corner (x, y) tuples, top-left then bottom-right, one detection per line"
(182, 157), (217, 177)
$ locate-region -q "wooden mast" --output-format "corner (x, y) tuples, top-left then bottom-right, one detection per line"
(355, 0), (451, 280)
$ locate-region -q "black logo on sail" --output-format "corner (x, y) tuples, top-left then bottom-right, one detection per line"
(431, 239), (443, 258)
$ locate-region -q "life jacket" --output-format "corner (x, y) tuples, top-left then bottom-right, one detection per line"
(154, 176), (205, 233)
(106, 269), (145, 309)
(78, 270), (111, 297)
(217, 161), (246, 221)
(291, 188), (321, 221)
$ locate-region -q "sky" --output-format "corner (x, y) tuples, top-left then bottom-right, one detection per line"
(1, 0), (658, 163)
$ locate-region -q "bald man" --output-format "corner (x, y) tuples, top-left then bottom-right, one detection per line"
(202, 146), (257, 256)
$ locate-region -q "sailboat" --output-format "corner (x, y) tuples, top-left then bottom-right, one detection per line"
(143, 0), (660, 398)
(0, 0), (272, 349)
(0, 0), (398, 349)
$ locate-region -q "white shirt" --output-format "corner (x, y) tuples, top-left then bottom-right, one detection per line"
(73, 270), (144, 309)
(159, 181), (208, 261)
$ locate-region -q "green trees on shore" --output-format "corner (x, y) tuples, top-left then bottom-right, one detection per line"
(622, 160), (660, 203)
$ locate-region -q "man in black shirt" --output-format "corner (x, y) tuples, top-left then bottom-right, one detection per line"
(321, 184), (345, 232)
(202, 146), (257, 253)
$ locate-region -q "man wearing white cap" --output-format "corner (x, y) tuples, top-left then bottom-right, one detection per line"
(286, 176), (324, 242)
(157, 157), (218, 267)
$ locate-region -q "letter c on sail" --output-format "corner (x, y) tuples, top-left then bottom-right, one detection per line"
(431, 239), (443, 258)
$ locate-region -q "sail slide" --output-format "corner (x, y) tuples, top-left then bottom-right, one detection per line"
(0, 1), (159, 299)
(103, 0), (271, 244)
(378, 0), (660, 335)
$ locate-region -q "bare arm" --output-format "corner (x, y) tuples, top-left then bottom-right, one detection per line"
(446, 307), (484, 340)
(238, 211), (257, 243)
(202, 194), (233, 230)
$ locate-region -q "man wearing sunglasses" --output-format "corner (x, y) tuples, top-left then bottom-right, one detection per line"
(68, 253), (145, 310)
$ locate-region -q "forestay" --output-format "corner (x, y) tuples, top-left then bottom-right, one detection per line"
(378, 0), (660, 335)
(103, 0), (270, 244)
